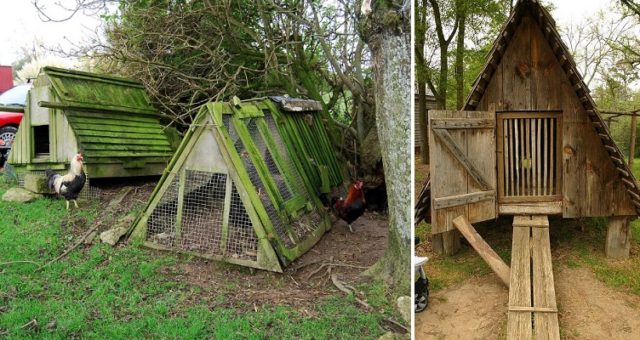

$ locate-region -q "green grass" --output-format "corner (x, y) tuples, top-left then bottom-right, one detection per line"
(0, 184), (396, 338)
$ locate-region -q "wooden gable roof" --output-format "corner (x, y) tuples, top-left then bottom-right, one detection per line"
(463, 0), (640, 215)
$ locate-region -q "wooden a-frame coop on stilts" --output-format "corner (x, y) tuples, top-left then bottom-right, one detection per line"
(131, 97), (344, 272)
(416, 0), (640, 338)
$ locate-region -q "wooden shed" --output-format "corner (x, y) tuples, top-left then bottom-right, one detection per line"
(418, 1), (640, 337)
(414, 87), (436, 150)
(130, 97), (344, 272)
(7, 67), (174, 178)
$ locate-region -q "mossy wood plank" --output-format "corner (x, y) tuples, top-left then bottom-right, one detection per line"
(86, 151), (173, 158)
(75, 136), (171, 146)
(40, 101), (157, 116)
(256, 118), (301, 202)
(175, 170), (186, 244)
(80, 144), (171, 152)
(44, 66), (145, 86)
(74, 125), (165, 134)
(75, 129), (169, 140)
(230, 114), (286, 212)
(65, 110), (160, 124)
(220, 174), (233, 255)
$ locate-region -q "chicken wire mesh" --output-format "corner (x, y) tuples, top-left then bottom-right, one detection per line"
(226, 183), (258, 260)
(179, 170), (226, 256)
(245, 118), (294, 201)
(224, 115), (294, 247)
(146, 176), (179, 247)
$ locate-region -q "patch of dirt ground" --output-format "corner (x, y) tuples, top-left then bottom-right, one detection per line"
(415, 266), (640, 339)
(556, 266), (640, 339)
(415, 275), (508, 340)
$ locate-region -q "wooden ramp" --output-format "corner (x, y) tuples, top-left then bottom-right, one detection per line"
(508, 215), (560, 340)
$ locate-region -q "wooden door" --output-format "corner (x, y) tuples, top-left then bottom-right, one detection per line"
(429, 110), (497, 235)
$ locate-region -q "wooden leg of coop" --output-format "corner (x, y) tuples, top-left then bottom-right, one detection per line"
(431, 230), (461, 255)
(605, 216), (632, 260)
(507, 215), (559, 340)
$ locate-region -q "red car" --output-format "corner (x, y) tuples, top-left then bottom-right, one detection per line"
(0, 84), (30, 166)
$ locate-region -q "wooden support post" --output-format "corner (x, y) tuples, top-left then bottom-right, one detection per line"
(629, 115), (637, 168)
(605, 216), (632, 260)
(453, 216), (510, 287)
(431, 230), (461, 256)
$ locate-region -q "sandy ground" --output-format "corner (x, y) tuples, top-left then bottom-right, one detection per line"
(415, 266), (640, 340)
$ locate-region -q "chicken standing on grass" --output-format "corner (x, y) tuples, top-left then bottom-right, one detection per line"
(331, 180), (366, 233)
(45, 153), (86, 210)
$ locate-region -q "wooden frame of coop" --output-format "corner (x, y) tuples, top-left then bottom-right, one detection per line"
(131, 97), (344, 272)
(420, 1), (640, 338)
(7, 67), (174, 180)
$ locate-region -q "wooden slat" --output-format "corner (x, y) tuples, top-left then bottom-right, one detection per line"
(536, 119), (542, 196)
(525, 119), (530, 196)
(507, 226), (532, 340)
(543, 118), (548, 196)
(433, 190), (495, 209)
(513, 215), (549, 228)
(505, 120), (511, 197)
(531, 221), (560, 340)
(499, 202), (562, 215)
(432, 128), (492, 191)
(549, 118), (555, 195)
(515, 119), (521, 196)
(452, 216), (510, 287)
(509, 306), (557, 313)
(431, 118), (494, 129)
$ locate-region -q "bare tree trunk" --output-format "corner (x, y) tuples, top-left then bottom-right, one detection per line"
(417, 83), (430, 164)
(630, 115), (637, 168)
(359, 1), (411, 291)
(455, 9), (466, 110)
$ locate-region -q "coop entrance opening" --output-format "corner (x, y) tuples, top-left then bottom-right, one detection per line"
(32, 125), (50, 160)
(497, 112), (562, 203)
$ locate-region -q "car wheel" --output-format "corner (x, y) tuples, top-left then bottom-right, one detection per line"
(0, 126), (18, 162)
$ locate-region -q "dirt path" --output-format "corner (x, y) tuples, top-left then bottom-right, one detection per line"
(415, 276), (508, 340)
(415, 266), (640, 339)
(556, 266), (640, 339)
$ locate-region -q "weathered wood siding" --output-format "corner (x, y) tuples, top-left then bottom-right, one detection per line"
(475, 16), (635, 217)
(414, 94), (437, 149)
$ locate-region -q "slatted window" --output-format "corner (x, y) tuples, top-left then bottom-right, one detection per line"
(497, 113), (562, 202)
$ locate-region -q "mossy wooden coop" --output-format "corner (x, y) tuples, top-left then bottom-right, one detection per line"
(415, 1), (640, 338)
(131, 97), (344, 272)
(7, 67), (174, 179)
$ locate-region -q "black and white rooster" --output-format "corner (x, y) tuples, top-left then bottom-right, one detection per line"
(45, 153), (86, 210)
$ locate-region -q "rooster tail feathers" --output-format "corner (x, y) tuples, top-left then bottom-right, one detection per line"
(45, 169), (58, 190)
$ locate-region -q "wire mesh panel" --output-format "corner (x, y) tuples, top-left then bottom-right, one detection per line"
(292, 210), (323, 240)
(179, 170), (226, 256)
(147, 175), (180, 247)
(224, 115), (294, 247)
(245, 118), (294, 201)
(226, 183), (258, 260)
(263, 111), (308, 199)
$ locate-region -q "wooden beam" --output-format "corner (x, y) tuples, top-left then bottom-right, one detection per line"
(431, 118), (494, 129)
(432, 129), (492, 190)
(499, 202), (562, 215)
(452, 216), (510, 287)
(434, 190), (494, 209)
(512, 215), (549, 228)
(605, 216), (632, 260)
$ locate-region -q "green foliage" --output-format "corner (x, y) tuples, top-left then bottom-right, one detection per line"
(0, 185), (397, 338)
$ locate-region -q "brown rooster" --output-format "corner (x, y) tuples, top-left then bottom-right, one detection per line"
(45, 153), (86, 210)
(331, 180), (366, 233)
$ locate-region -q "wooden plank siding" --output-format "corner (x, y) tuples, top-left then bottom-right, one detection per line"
(414, 94), (437, 149)
(470, 8), (636, 217)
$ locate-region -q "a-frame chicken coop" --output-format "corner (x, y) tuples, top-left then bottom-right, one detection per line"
(417, 0), (639, 338)
(131, 97), (343, 272)
(8, 67), (174, 178)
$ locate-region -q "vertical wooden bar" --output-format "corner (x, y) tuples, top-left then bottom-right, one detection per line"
(175, 169), (186, 247)
(543, 118), (548, 196)
(509, 119), (515, 197)
(498, 118), (506, 199)
(531, 119), (537, 196)
(525, 119), (530, 196)
(515, 119), (520, 197)
(220, 174), (233, 255)
(536, 118), (541, 196)
(549, 118), (556, 195)
(505, 119), (511, 197)
(555, 116), (563, 196)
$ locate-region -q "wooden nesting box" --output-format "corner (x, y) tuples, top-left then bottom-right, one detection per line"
(7, 67), (174, 178)
(131, 97), (344, 272)
(423, 0), (639, 258)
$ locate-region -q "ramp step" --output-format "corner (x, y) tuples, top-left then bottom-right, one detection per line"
(507, 215), (560, 340)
